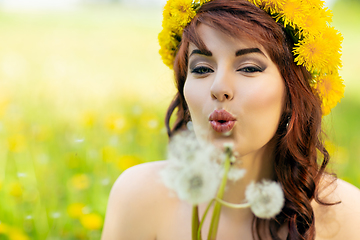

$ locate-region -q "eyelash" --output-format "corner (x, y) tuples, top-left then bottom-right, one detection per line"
(191, 66), (214, 75)
(238, 66), (263, 73)
(191, 66), (263, 75)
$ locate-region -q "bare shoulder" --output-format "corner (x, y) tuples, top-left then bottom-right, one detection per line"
(101, 161), (169, 240)
(313, 176), (360, 240)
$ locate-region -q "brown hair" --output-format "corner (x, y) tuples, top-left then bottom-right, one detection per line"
(165, 0), (333, 239)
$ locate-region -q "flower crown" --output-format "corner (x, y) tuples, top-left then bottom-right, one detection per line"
(158, 0), (345, 115)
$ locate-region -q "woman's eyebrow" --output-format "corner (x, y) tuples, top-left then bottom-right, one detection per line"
(189, 49), (212, 57)
(235, 48), (266, 58)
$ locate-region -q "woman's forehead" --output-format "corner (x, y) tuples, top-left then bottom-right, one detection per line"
(188, 24), (270, 58)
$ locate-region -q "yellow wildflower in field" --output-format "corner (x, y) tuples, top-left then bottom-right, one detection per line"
(80, 213), (103, 231)
(9, 182), (23, 198)
(70, 174), (90, 190)
(0, 223), (29, 240)
(0, 179), (3, 191)
(7, 228), (29, 240)
(7, 134), (27, 152)
(67, 203), (86, 219)
(105, 114), (128, 133)
(116, 155), (142, 171)
(0, 222), (9, 233)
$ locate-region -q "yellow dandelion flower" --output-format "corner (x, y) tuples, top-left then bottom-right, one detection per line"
(67, 203), (86, 219)
(104, 114), (128, 134)
(80, 213), (103, 231)
(159, 46), (176, 69)
(9, 182), (23, 198)
(313, 73), (345, 115)
(162, 0), (172, 22)
(252, 0), (285, 14)
(70, 174), (90, 190)
(301, 0), (325, 8)
(116, 155), (142, 171)
(320, 6), (333, 23)
(0, 179), (3, 191)
(0, 222), (9, 234)
(158, 28), (179, 68)
(301, 7), (328, 36)
(169, 0), (196, 28)
(294, 35), (336, 73)
(322, 26), (343, 53)
(295, 25), (342, 74)
(7, 228), (29, 240)
(279, 0), (308, 28)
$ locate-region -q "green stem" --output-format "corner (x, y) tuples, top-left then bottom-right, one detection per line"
(197, 199), (215, 240)
(215, 198), (251, 209)
(192, 205), (200, 240)
(207, 156), (231, 240)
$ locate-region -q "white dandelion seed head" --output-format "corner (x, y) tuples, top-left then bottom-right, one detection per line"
(161, 130), (223, 204)
(173, 160), (221, 205)
(220, 167), (246, 182)
(160, 161), (184, 191)
(167, 130), (221, 165)
(245, 180), (285, 219)
(167, 130), (199, 164)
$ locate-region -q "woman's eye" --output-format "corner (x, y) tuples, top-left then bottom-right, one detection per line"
(191, 66), (214, 75)
(238, 66), (262, 73)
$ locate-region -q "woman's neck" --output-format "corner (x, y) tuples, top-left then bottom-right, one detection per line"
(222, 139), (276, 206)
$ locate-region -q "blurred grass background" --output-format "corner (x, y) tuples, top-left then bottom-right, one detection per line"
(0, 1), (359, 239)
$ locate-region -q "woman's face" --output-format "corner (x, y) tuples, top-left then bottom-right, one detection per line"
(184, 24), (285, 158)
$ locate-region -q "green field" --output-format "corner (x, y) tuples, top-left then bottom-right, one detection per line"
(0, 2), (359, 239)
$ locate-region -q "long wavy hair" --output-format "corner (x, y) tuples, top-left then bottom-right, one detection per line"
(164, 0), (334, 239)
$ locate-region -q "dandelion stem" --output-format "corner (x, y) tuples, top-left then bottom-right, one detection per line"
(207, 153), (231, 240)
(197, 199), (215, 240)
(192, 205), (200, 240)
(215, 198), (251, 209)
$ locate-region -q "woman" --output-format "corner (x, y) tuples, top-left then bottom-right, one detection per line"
(101, 0), (360, 239)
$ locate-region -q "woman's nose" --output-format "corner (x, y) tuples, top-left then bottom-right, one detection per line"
(210, 71), (234, 101)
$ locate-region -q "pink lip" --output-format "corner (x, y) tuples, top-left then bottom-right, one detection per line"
(209, 109), (236, 133)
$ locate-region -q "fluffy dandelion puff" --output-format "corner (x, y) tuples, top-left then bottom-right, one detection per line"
(245, 180), (285, 219)
(173, 160), (221, 205)
(161, 130), (222, 205)
(167, 130), (202, 164)
(224, 167), (246, 182)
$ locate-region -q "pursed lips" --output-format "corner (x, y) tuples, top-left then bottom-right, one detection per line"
(208, 109), (236, 133)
